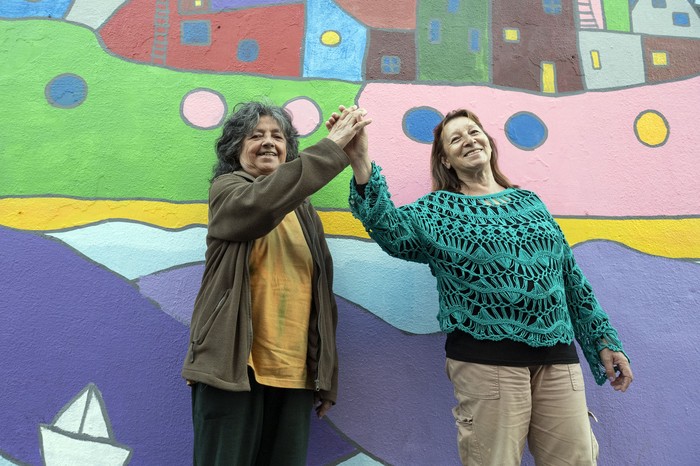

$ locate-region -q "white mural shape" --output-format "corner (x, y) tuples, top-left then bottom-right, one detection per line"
(39, 384), (132, 466)
(65, 0), (128, 29)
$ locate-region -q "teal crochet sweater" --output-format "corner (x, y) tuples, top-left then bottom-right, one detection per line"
(349, 163), (626, 385)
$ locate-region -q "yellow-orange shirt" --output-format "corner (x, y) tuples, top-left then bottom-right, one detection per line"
(248, 212), (313, 388)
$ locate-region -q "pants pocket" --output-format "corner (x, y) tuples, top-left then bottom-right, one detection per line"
(567, 363), (586, 391)
(452, 405), (483, 466)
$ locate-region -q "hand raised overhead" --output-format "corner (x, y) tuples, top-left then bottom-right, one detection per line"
(326, 105), (371, 154)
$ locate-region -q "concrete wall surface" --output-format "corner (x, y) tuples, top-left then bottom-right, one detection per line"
(1, 1), (699, 465)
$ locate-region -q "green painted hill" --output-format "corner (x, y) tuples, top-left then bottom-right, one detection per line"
(0, 20), (361, 207)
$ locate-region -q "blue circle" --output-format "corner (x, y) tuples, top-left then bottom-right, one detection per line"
(45, 74), (87, 109)
(504, 112), (547, 150)
(237, 39), (259, 62)
(403, 107), (443, 144)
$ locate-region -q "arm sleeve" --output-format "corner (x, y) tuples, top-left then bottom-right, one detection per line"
(207, 138), (349, 242)
(348, 162), (429, 264)
(557, 224), (629, 385)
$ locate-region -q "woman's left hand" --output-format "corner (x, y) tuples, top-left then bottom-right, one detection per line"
(599, 348), (633, 392)
(315, 399), (334, 418)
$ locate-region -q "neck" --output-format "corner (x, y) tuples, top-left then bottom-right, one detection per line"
(457, 169), (504, 196)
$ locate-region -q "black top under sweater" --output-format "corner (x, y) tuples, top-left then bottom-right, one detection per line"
(446, 329), (579, 366)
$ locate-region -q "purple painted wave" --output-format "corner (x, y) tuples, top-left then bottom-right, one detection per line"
(2, 225), (698, 465)
(136, 264), (204, 325)
(0, 227), (191, 465)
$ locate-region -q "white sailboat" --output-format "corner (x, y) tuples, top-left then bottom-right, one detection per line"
(39, 383), (132, 466)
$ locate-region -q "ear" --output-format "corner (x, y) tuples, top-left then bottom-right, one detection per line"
(442, 158), (450, 169)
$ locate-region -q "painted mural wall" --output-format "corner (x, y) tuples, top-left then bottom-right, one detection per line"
(1, 0), (699, 465)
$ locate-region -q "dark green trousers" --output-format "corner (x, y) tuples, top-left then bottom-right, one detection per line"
(191, 370), (314, 466)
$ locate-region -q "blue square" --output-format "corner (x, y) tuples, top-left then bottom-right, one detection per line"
(381, 56), (401, 74)
(672, 12), (690, 27)
(448, 0), (460, 13)
(182, 21), (210, 45)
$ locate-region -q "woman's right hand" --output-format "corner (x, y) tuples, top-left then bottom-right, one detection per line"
(326, 105), (372, 184)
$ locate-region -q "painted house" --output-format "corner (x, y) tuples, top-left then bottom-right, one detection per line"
(99, 0), (305, 75)
(632, 0), (700, 38)
(365, 29), (417, 81)
(330, 1), (418, 82)
(302, 0), (367, 81)
(415, 0), (490, 83)
(492, 0), (583, 94)
(642, 34), (700, 82)
(577, 30), (645, 90)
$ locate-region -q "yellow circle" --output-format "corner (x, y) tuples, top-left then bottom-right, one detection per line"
(321, 30), (341, 46)
(635, 111), (668, 147)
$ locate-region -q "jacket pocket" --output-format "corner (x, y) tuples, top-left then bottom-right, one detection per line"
(193, 289), (231, 345)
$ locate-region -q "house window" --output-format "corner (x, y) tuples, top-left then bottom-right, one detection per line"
(652, 51), (668, 66)
(672, 12), (690, 26)
(543, 0), (562, 14)
(590, 50), (601, 70)
(541, 62), (556, 94)
(448, 0), (460, 13)
(181, 21), (210, 45)
(503, 28), (520, 42)
(469, 28), (480, 53)
(651, 0), (666, 8)
(429, 20), (441, 43)
(381, 56), (401, 74)
(237, 39), (259, 62)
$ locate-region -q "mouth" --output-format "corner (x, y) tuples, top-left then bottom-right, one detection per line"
(464, 148), (482, 157)
(257, 151), (277, 157)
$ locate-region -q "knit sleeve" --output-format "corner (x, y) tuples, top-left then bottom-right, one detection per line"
(348, 163), (428, 264)
(558, 228), (629, 385)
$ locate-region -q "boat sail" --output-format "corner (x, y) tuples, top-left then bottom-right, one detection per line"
(39, 383), (132, 466)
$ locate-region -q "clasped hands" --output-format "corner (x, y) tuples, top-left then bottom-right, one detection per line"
(326, 105), (372, 183)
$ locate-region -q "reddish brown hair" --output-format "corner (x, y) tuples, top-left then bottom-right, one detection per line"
(430, 109), (516, 192)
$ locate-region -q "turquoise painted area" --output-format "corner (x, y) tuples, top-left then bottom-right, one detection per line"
(47, 223), (207, 280)
(0, 0), (72, 18)
(338, 453), (385, 465)
(0, 453), (19, 466)
(303, 0), (367, 81)
(328, 238), (440, 334)
(42, 228), (440, 333)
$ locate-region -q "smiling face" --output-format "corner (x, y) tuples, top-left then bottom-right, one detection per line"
(239, 115), (288, 177)
(440, 116), (493, 173)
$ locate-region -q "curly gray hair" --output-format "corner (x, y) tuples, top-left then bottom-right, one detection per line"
(212, 101), (300, 181)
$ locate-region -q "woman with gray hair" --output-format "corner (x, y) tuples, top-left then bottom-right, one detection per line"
(182, 101), (371, 465)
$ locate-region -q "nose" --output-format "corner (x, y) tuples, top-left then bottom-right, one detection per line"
(463, 133), (475, 145)
(262, 135), (274, 147)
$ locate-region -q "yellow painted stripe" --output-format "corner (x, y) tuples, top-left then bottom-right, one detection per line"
(556, 217), (699, 259)
(0, 197), (207, 230)
(324, 213), (700, 259)
(1, 198), (698, 259)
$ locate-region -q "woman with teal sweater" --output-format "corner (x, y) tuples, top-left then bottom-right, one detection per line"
(329, 107), (633, 465)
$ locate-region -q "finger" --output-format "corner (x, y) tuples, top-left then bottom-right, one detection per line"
(600, 353), (616, 383)
(315, 401), (331, 418)
(354, 118), (373, 130)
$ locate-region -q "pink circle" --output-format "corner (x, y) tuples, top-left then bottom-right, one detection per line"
(284, 98), (321, 136)
(182, 89), (226, 129)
